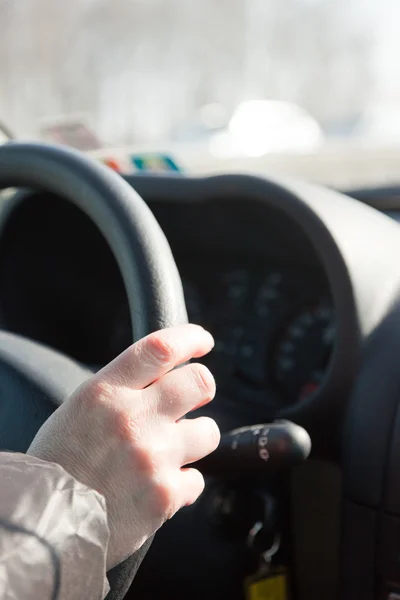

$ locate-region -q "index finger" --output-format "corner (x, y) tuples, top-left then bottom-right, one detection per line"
(98, 324), (214, 390)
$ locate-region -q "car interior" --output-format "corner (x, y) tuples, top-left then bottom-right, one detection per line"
(1, 142), (400, 600)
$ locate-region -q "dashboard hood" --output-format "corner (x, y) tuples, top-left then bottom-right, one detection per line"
(89, 141), (400, 190)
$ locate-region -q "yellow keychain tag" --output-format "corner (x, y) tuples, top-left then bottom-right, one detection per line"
(244, 566), (288, 600)
(244, 524), (289, 600)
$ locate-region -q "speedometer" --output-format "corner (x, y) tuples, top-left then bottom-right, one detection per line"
(272, 302), (335, 404)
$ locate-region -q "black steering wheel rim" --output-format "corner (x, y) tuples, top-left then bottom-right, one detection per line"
(0, 142), (188, 599)
(0, 142), (188, 337)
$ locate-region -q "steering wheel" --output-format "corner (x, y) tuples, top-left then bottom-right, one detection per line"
(0, 142), (188, 599)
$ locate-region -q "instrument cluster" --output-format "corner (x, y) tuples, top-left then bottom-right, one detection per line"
(180, 262), (334, 412)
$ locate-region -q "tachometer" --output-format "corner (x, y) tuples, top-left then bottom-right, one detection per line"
(272, 302), (335, 404)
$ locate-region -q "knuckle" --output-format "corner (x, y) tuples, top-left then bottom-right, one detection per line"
(145, 332), (177, 367)
(128, 442), (159, 479)
(123, 342), (140, 364)
(158, 377), (182, 405)
(189, 364), (216, 399)
(113, 409), (141, 443)
(78, 377), (116, 409)
(152, 478), (177, 521)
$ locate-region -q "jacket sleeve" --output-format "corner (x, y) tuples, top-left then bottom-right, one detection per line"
(0, 452), (110, 600)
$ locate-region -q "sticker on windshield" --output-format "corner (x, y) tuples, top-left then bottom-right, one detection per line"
(130, 153), (181, 173)
(100, 157), (124, 172)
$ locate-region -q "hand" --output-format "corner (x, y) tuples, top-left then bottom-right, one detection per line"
(28, 324), (219, 569)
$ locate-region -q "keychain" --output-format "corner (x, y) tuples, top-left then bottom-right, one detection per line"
(244, 521), (289, 600)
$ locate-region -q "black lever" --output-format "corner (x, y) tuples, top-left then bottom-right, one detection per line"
(195, 420), (311, 476)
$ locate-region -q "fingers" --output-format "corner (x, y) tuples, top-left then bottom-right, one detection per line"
(177, 417), (220, 466)
(144, 362), (216, 419)
(179, 468), (206, 507)
(99, 324), (214, 390)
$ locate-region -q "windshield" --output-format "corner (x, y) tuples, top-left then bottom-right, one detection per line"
(1, 0), (399, 188)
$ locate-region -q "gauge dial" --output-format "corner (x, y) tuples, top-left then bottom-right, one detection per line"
(273, 302), (335, 404)
(255, 271), (284, 319)
(211, 269), (285, 385)
(220, 269), (250, 314)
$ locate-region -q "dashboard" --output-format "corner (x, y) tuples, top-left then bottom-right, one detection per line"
(0, 186), (336, 424)
(0, 176), (399, 435)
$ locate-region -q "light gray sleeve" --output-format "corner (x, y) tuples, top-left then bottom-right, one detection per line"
(0, 452), (110, 600)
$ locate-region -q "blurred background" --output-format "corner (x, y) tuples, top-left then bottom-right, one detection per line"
(1, 0), (400, 187)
